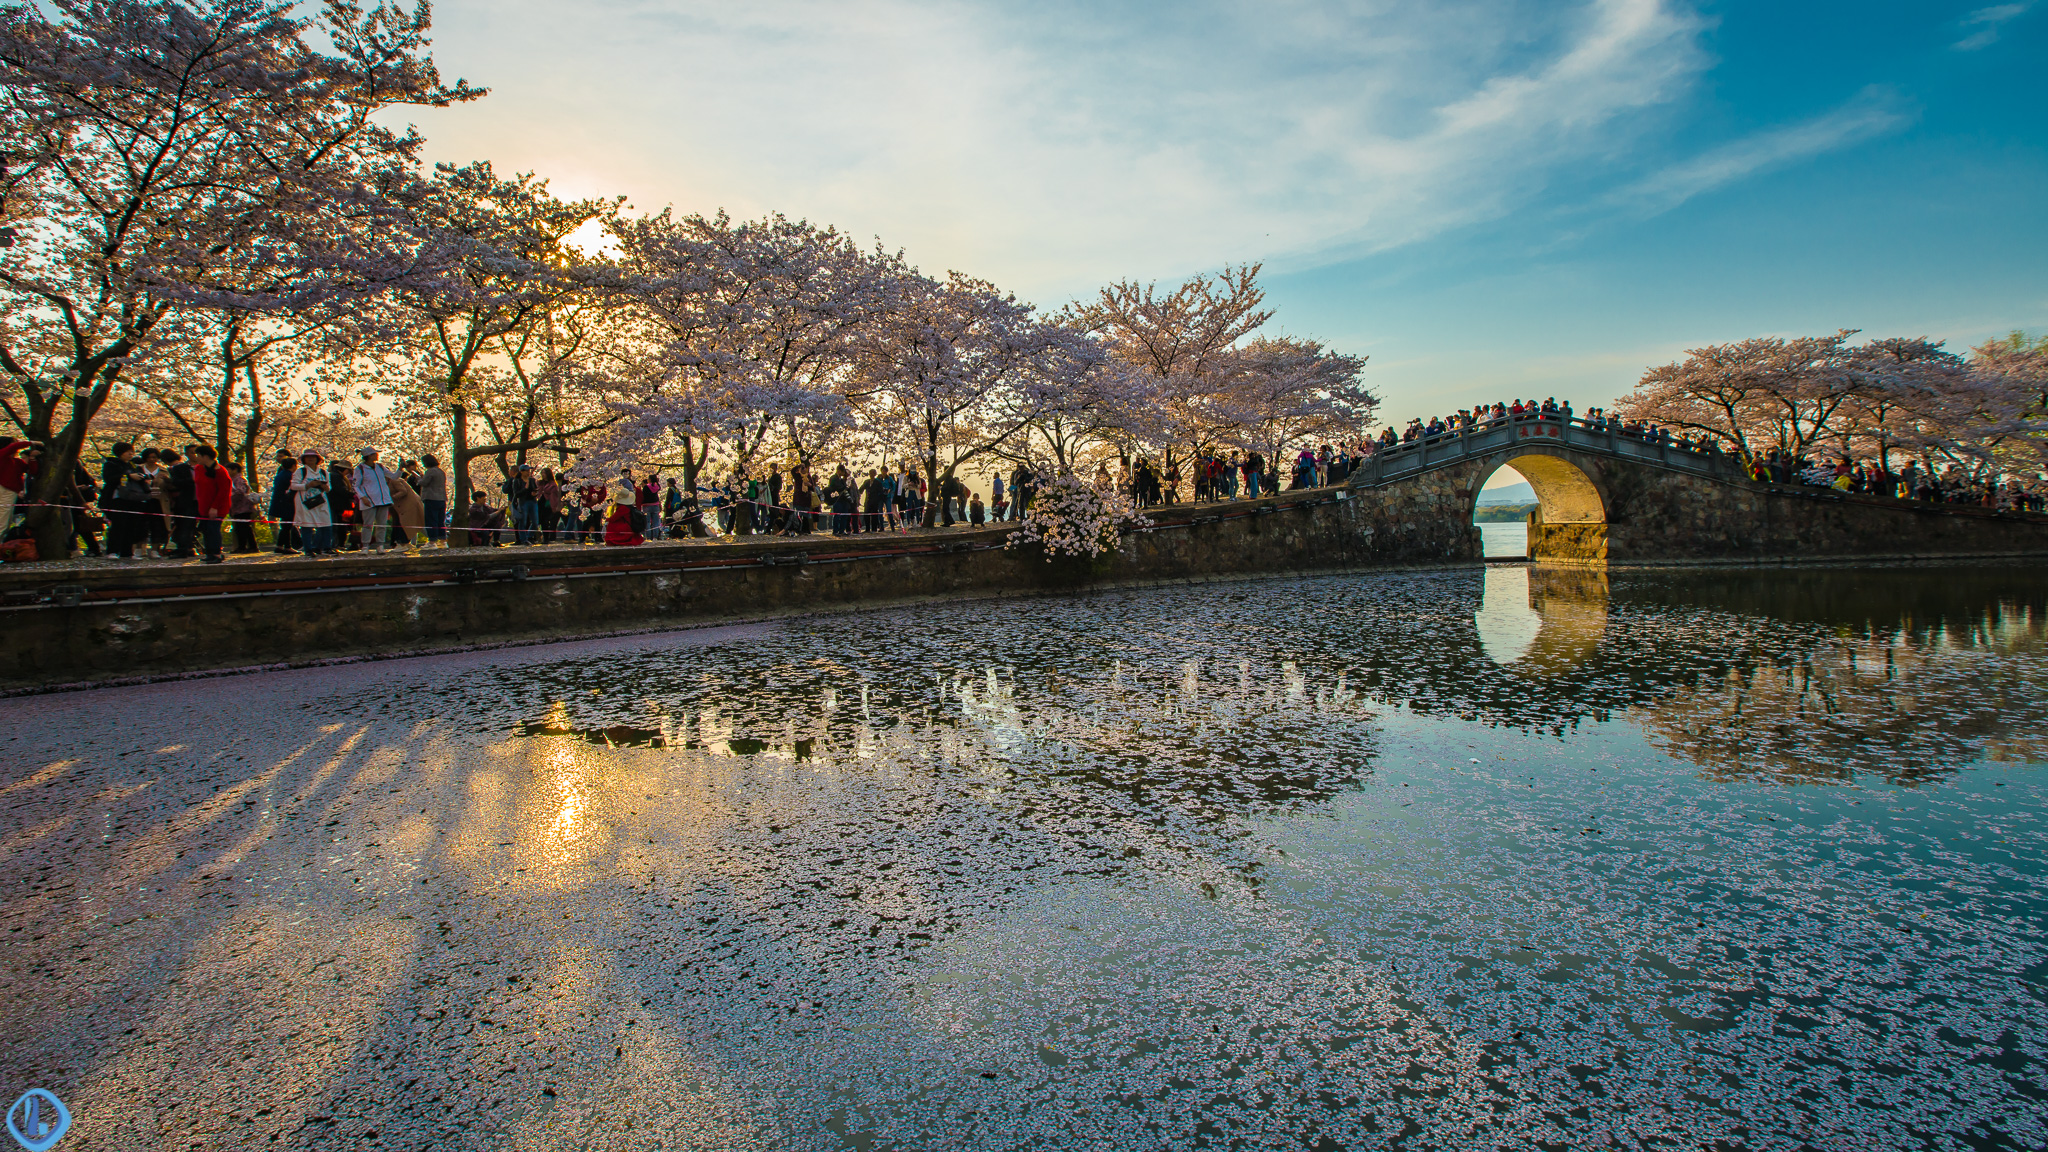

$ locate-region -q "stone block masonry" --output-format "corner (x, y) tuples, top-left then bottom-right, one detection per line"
(0, 491), (1398, 691)
(3, 475), (2045, 692)
(1362, 440), (2048, 565)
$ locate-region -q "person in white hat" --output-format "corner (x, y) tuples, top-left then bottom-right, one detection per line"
(290, 450), (334, 555)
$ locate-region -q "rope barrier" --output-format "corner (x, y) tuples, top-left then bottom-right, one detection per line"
(6, 496), (711, 543)
(0, 487), (1372, 606)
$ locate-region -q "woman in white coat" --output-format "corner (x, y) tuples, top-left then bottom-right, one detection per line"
(290, 450), (335, 555)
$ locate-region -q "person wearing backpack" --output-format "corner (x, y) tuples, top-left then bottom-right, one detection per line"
(266, 449), (300, 553)
(663, 477), (685, 535)
(166, 447), (200, 558)
(826, 465), (854, 535)
(100, 442), (148, 559)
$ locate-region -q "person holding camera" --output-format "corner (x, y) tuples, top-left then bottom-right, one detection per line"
(290, 449), (334, 555)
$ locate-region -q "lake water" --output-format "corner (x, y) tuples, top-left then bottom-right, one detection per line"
(1478, 520), (1527, 558)
(4, 564), (2043, 1150)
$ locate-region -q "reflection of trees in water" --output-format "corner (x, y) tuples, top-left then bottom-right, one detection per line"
(1016, 658), (1378, 818)
(488, 564), (2045, 806)
(1634, 599), (2048, 785)
(497, 629), (1381, 831)
(1305, 564), (2048, 785)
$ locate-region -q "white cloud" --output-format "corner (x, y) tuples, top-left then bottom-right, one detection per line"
(1608, 87), (1911, 216)
(395, 0), (1710, 297)
(1953, 2), (2035, 50)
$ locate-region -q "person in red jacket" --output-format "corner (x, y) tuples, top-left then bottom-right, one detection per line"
(190, 444), (233, 564)
(0, 436), (41, 537)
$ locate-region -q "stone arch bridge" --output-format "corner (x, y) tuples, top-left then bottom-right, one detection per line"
(1344, 416), (2048, 562)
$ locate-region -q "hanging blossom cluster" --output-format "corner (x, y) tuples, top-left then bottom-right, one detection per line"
(1006, 470), (1153, 559)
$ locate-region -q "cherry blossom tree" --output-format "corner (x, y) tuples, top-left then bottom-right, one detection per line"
(607, 209), (892, 529)
(0, 0), (478, 554)
(859, 271), (1101, 526)
(1621, 330), (2048, 484)
(1616, 331), (1859, 455)
(1215, 336), (1374, 462)
(1834, 337), (1967, 471)
(1970, 332), (2047, 429)
(377, 161), (622, 528)
(1018, 345), (1162, 471)
(111, 296), (399, 476)
(1908, 337), (2048, 478)
(471, 292), (639, 479)
(1615, 339), (1775, 453)
(1080, 264), (1273, 470)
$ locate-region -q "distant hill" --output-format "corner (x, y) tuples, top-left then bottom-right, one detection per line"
(1476, 481), (1535, 505)
(1473, 503), (1537, 523)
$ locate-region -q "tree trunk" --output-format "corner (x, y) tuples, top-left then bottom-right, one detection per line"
(214, 349), (237, 464)
(450, 402), (476, 547)
(26, 402), (91, 561)
(921, 449), (940, 528)
(23, 351), (127, 560)
(921, 420), (947, 528)
(240, 362), (265, 478)
(673, 436), (710, 538)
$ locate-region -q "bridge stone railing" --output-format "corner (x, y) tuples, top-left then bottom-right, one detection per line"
(1351, 415), (1748, 488)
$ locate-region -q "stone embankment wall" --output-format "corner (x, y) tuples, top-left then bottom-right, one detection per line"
(4, 469), (2045, 691)
(0, 491), (1413, 690)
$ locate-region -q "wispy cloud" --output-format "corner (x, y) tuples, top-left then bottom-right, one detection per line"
(1953, 2), (2035, 50)
(401, 0), (1712, 295)
(1609, 87), (1912, 216)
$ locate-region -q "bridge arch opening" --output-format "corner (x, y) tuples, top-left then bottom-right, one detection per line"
(1472, 454), (1606, 560)
(1503, 454), (1604, 522)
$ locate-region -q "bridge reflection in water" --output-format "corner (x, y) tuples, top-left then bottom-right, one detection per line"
(1474, 565), (1610, 671)
(1454, 562), (2047, 784)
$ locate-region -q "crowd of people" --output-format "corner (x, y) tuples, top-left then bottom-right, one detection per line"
(0, 436), (1371, 560)
(1099, 443), (1368, 508)
(2, 403), (2044, 562)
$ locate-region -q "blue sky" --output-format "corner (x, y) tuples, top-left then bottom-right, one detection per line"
(397, 0), (2046, 432)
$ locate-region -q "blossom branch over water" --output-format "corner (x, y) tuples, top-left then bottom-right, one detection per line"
(1006, 469), (1152, 559)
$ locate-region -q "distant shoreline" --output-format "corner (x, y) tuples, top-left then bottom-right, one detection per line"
(1473, 503), (1537, 523)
